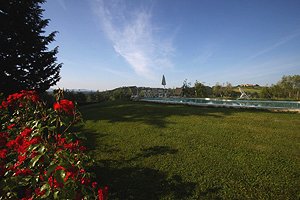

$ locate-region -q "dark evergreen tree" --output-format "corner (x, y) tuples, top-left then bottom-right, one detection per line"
(0, 0), (61, 96)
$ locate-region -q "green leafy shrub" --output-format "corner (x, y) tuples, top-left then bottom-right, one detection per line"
(0, 90), (108, 199)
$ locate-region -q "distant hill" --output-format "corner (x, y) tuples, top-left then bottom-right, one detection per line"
(48, 88), (95, 93)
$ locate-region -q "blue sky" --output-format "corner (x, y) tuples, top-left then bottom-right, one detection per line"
(43, 0), (300, 90)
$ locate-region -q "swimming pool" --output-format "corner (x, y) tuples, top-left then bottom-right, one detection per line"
(140, 97), (300, 111)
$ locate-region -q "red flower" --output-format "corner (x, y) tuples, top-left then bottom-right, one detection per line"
(55, 165), (66, 171)
(15, 169), (33, 176)
(6, 135), (40, 154)
(15, 135), (24, 145)
(53, 99), (75, 115)
(63, 140), (80, 151)
(48, 176), (63, 188)
(0, 149), (8, 159)
(56, 134), (66, 146)
(35, 188), (46, 196)
(1, 101), (8, 108)
(29, 137), (41, 145)
(21, 128), (32, 138)
(98, 187), (108, 200)
(98, 188), (104, 200)
(13, 162), (21, 169)
(81, 178), (91, 185)
(3, 90), (39, 109)
(17, 155), (27, 164)
(39, 172), (46, 181)
(92, 181), (98, 188)
(7, 124), (16, 130)
(53, 102), (61, 110)
(6, 140), (15, 148)
(64, 171), (75, 182)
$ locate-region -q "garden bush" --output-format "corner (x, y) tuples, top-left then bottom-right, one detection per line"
(0, 90), (108, 199)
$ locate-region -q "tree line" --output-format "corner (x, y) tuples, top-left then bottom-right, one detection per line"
(181, 75), (300, 100)
(181, 79), (241, 98)
(38, 74), (299, 106)
(260, 75), (300, 100)
(42, 87), (135, 105)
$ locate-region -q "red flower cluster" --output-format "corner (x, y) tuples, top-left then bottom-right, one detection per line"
(7, 124), (16, 130)
(98, 186), (109, 200)
(48, 165), (77, 186)
(0, 149), (7, 159)
(14, 168), (33, 176)
(35, 188), (46, 197)
(0, 132), (9, 177)
(45, 164), (107, 198)
(53, 99), (75, 115)
(0, 90), (39, 109)
(5, 128), (42, 173)
(6, 128), (40, 155)
(48, 175), (64, 189)
(1, 90), (108, 200)
(56, 134), (86, 152)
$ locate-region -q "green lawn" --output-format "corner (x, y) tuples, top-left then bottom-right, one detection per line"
(79, 101), (300, 200)
(233, 87), (262, 94)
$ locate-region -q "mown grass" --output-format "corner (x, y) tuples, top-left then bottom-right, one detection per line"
(232, 87), (262, 94)
(79, 101), (300, 200)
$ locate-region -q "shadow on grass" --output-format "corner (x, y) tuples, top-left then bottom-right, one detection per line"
(78, 101), (296, 199)
(78, 127), (195, 199)
(93, 161), (196, 200)
(138, 146), (178, 158)
(75, 125), (109, 151)
(80, 100), (276, 128)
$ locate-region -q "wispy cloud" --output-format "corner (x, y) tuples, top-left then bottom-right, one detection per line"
(248, 30), (300, 60)
(56, 0), (67, 10)
(92, 0), (175, 79)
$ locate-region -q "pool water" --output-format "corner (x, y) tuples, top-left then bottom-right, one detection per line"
(140, 97), (300, 110)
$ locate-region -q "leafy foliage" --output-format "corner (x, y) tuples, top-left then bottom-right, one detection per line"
(0, 90), (108, 199)
(194, 81), (211, 98)
(260, 75), (300, 100)
(181, 79), (194, 97)
(0, 0), (61, 96)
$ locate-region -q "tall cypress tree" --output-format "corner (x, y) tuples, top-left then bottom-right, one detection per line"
(0, 0), (61, 96)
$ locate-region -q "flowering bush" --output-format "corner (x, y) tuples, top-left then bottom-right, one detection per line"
(0, 90), (108, 199)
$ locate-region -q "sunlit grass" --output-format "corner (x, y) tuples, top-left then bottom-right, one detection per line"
(80, 101), (300, 199)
